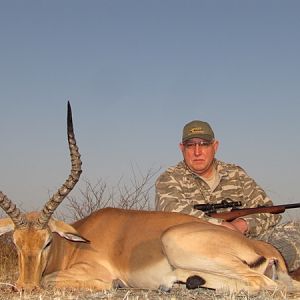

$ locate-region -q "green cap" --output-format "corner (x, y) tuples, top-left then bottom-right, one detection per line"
(182, 120), (215, 143)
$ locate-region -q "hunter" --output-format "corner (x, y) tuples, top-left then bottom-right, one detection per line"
(155, 120), (300, 274)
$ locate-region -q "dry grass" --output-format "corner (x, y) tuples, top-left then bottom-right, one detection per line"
(0, 284), (298, 300)
(0, 233), (18, 282)
(0, 286), (298, 300)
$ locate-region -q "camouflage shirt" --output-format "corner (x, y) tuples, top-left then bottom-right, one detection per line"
(155, 160), (281, 238)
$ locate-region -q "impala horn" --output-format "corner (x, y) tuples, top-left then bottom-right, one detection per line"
(36, 101), (82, 228)
(0, 192), (27, 228)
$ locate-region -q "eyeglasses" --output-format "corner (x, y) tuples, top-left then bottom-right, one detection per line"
(183, 141), (213, 149)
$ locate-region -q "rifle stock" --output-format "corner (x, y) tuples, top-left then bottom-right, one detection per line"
(208, 203), (300, 221)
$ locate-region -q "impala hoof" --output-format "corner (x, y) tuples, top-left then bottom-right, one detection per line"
(186, 275), (205, 289)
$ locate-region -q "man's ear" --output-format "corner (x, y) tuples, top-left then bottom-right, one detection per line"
(48, 219), (90, 243)
(0, 218), (15, 236)
(179, 143), (185, 152)
(213, 140), (219, 152)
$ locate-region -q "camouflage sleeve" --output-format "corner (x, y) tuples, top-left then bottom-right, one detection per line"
(155, 171), (223, 225)
(237, 167), (282, 237)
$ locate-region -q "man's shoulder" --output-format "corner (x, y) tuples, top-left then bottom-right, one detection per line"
(216, 160), (247, 175)
(157, 162), (187, 182)
(165, 161), (186, 173)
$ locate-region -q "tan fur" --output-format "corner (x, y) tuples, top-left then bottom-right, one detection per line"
(1, 208), (300, 293)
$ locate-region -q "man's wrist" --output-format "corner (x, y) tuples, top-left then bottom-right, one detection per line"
(231, 218), (248, 234)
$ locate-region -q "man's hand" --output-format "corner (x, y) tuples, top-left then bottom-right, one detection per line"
(220, 218), (248, 234)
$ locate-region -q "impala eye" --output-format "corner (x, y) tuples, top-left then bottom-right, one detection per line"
(44, 239), (52, 249)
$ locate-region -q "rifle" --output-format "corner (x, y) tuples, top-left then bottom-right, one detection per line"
(194, 202), (300, 222)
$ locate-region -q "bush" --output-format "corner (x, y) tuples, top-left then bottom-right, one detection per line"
(64, 166), (160, 221)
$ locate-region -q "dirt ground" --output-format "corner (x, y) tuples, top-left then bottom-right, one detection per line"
(0, 284), (299, 300)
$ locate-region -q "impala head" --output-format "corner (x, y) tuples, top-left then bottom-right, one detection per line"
(0, 102), (86, 290)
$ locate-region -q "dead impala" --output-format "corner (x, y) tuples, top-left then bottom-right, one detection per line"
(0, 102), (299, 293)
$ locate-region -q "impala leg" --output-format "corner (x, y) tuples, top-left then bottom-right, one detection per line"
(161, 222), (281, 293)
(173, 266), (278, 293)
(42, 263), (114, 290)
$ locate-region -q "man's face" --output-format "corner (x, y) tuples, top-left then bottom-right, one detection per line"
(180, 138), (219, 177)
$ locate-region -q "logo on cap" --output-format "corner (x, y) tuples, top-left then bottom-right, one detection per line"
(189, 127), (205, 134)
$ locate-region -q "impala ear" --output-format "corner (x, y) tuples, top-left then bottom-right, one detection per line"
(49, 219), (90, 243)
(48, 219), (90, 243)
(56, 231), (90, 243)
(0, 218), (15, 236)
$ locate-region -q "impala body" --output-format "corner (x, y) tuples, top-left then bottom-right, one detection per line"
(0, 103), (299, 293)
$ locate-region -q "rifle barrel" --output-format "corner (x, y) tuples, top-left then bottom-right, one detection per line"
(209, 202), (300, 221)
(284, 203), (300, 209)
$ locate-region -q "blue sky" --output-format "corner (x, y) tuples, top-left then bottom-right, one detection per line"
(0, 1), (299, 218)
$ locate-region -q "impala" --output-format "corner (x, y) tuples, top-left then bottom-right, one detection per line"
(0, 103), (299, 293)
